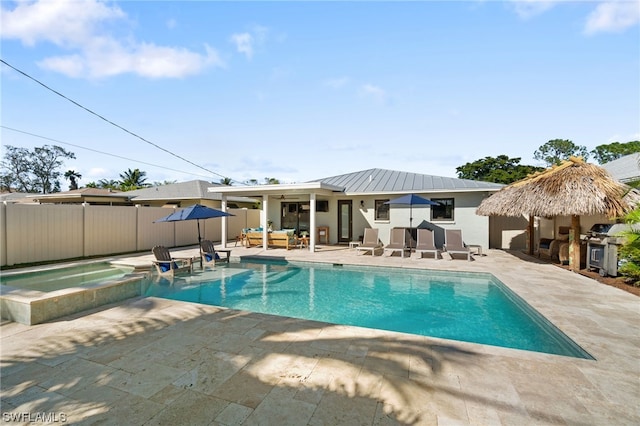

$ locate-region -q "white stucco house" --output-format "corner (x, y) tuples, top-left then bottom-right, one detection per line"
(209, 168), (504, 252)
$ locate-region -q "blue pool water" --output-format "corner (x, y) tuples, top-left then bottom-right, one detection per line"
(144, 259), (593, 359)
(1, 262), (135, 293)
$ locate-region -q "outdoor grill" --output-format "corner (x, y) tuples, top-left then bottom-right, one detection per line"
(585, 223), (627, 277)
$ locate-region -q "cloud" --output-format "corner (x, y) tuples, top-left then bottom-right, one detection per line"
(0, 0), (224, 79)
(360, 84), (388, 105)
(230, 32), (255, 59)
(230, 25), (269, 60)
(584, 1), (640, 34)
(324, 77), (350, 89)
(509, 0), (558, 19)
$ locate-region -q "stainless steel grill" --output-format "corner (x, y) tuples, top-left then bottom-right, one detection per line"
(585, 223), (626, 277)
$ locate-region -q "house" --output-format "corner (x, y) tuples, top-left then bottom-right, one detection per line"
(209, 168), (504, 252)
(23, 188), (132, 205)
(601, 153), (640, 186)
(27, 180), (255, 208)
(124, 180), (255, 208)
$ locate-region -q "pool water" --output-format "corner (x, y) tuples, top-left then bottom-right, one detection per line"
(1, 262), (136, 293)
(144, 259), (593, 359)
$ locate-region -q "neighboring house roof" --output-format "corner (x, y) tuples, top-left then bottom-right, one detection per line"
(126, 180), (253, 203)
(0, 192), (38, 203)
(32, 188), (131, 204)
(312, 168), (504, 195)
(601, 153), (640, 184)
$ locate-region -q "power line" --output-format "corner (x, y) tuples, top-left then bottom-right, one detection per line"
(1, 125), (217, 181)
(0, 58), (237, 183)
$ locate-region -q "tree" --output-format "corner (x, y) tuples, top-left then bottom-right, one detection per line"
(64, 170), (82, 190)
(118, 168), (150, 191)
(246, 179), (259, 186)
(264, 177), (280, 185)
(0, 144), (75, 193)
(590, 141), (640, 164)
(1, 145), (33, 192)
(97, 179), (120, 189)
(220, 177), (233, 186)
(533, 139), (589, 167)
(456, 155), (543, 184)
(618, 207), (640, 286)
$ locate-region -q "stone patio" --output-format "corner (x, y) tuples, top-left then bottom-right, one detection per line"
(1, 245), (638, 425)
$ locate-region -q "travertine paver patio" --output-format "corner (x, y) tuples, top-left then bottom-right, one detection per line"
(1, 246), (639, 425)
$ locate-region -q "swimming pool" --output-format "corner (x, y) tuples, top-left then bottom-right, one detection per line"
(1, 262), (135, 292)
(144, 259), (593, 359)
(1, 262), (145, 325)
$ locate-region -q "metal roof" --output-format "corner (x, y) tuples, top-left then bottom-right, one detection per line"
(126, 180), (250, 202)
(601, 153), (640, 184)
(311, 168), (503, 194)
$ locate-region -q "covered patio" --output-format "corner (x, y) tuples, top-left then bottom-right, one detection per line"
(210, 182), (344, 252)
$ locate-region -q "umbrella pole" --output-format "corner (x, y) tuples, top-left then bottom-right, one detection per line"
(197, 219), (201, 245)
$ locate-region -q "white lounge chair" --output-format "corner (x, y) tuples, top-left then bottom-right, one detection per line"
(414, 229), (441, 259)
(384, 228), (411, 258)
(356, 228), (383, 256)
(444, 229), (471, 261)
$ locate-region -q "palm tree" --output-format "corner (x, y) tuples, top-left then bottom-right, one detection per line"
(97, 179), (119, 190)
(118, 168), (150, 191)
(64, 170), (82, 190)
(220, 177), (233, 186)
(264, 177), (280, 185)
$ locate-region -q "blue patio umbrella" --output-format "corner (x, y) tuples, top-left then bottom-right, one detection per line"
(385, 194), (439, 230)
(154, 204), (234, 244)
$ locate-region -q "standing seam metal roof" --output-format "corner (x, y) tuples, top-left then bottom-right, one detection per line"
(311, 168), (503, 194)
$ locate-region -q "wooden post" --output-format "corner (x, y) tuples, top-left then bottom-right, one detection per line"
(569, 215), (581, 271)
(528, 215), (535, 256)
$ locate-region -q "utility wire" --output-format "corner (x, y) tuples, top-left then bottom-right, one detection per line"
(1, 125), (218, 181)
(0, 58), (242, 184)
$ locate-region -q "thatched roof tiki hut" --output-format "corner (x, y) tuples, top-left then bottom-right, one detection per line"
(476, 157), (640, 271)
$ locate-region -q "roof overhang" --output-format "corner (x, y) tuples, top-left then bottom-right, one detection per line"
(341, 188), (502, 196)
(208, 182), (345, 198)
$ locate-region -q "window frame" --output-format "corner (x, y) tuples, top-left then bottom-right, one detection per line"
(430, 198), (454, 221)
(374, 199), (390, 221)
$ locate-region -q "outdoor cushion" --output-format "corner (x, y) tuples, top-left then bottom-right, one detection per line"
(159, 262), (179, 273)
(204, 253), (220, 262)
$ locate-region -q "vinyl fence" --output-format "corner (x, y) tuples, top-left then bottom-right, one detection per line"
(0, 203), (260, 267)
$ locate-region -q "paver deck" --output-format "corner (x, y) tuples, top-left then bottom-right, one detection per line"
(1, 246), (638, 425)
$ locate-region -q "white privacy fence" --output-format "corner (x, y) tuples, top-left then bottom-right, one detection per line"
(0, 203), (260, 267)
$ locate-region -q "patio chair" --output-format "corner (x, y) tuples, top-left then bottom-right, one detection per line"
(384, 228), (411, 258)
(200, 240), (231, 267)
(356, 228), (383, 256)
(443, 229), (471, 261)
(151, 246), (194, 276)
(414, 229), (441, 259)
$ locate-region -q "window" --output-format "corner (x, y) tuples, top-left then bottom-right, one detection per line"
(316, 200), (329, 212)
(431, 198), (454, 221)
(375, 199), (390, 221)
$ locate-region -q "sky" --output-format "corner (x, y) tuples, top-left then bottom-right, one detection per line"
(1, 0), (639, 190)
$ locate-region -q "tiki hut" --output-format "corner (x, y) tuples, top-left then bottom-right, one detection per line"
(477, 157), (640, 270)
